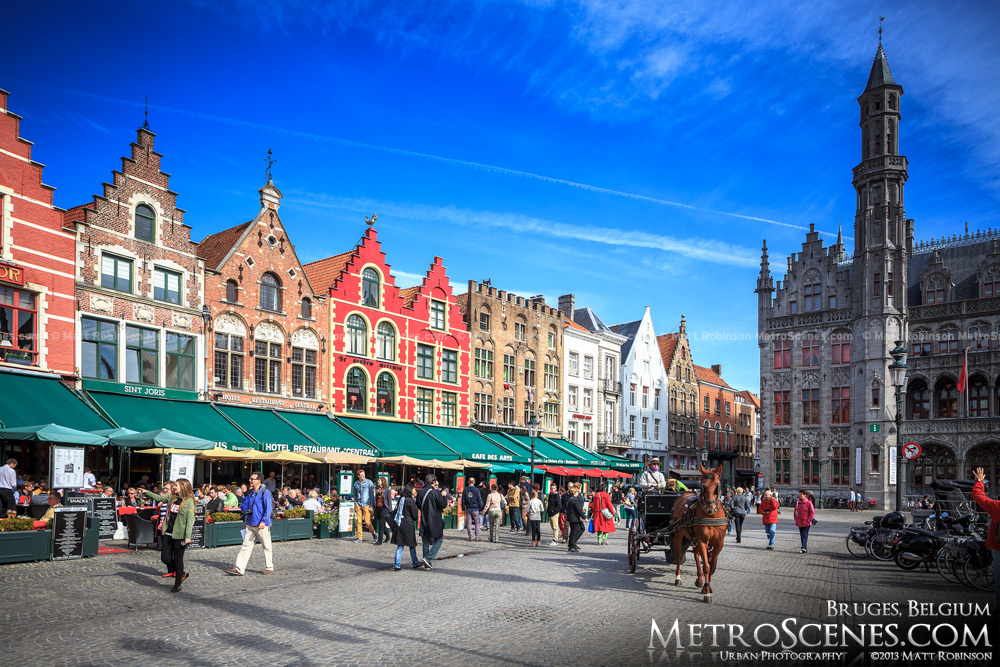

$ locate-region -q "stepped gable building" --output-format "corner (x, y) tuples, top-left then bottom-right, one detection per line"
(0, 89), (76, 376)
(734, 390), (760, 490)
(304, 224), (469, 425)
(610, 306), (669, 462)
(657, 316), (699, 469)
(695, 363), (738, 484)
(757, 39), (1000, 507)
(564, 297), (629, 456)
(198, 178), (327, 410)
(65, 126), (207, 396)
(458, 282), (564, 436)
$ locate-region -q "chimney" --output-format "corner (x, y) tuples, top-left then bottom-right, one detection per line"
(711, 364), (722, 377)
(558, 294), (575, 319)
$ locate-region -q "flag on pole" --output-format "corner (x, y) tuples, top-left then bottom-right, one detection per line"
(957, 346), (968, 392)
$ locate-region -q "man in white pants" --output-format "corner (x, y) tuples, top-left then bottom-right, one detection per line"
(227, 472), (274, 575)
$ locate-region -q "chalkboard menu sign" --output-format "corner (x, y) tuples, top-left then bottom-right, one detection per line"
(52, 506), (86, 560)
(64, 491), (90, 508)
(92, 497), (117, 540)
(190, 503), (206, 549)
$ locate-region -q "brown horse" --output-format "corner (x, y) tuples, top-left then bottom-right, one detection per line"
(670, 464), (728, 603)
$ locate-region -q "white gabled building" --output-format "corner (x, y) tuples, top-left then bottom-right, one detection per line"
(610, 306), (670, 462)
(561, 315), (601, 450)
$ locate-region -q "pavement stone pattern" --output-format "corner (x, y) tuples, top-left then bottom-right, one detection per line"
(0, 510), (992, 666)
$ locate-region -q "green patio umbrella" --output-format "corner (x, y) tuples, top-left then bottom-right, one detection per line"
(0, 423), (109, 446)
(109, 428), (215, 450)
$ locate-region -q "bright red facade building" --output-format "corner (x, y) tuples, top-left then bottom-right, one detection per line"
(0, 89), (76, 376)
(304, 224), (470, 425)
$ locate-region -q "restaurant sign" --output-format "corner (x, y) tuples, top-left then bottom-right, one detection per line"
(0, 262), (25, 286)
(83, 379), (199, 401)
(463, 451), (514, 462)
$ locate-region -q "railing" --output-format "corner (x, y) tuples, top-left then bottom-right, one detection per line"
(600, 379), (622, 394)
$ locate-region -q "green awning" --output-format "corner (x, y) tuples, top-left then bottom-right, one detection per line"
(0, 423), (109, 446)
(0, 371), (110, 431)
(599, 452), (644, 470)
(337, 417), (458, 458)
(273, 412), (377, 457)
(542, 437), (609, 467)
(417, 425), (517, 464)
(486, 432), (578, 465)
(215, 405), (316, 451)
(86, 391), (254, 449)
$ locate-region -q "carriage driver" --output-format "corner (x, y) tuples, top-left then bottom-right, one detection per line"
(639, 458), (667, 490)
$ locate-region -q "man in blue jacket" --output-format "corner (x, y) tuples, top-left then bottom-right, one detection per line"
(228, 472), (274, 575)
(462, 476), (483, 542)
(353, 469), (377, 543)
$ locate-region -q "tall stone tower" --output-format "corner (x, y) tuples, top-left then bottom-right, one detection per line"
(850, 37), (912, 500)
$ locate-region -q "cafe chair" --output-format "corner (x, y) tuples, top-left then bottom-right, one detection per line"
(124, 513), (157, 550)
(28, 504), (48, 520)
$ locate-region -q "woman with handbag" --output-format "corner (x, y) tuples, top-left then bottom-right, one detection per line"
(591, 483), (616, 545)
(758, 488), (779, 549)
(793, 489), (816, 553)
(142, 478), (195, 592)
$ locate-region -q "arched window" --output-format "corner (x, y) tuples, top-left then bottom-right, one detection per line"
(887, 119), (895, 154)
(260, 273), (281, 312)
(969, 323), (990, 350)
(871, 379), (880, 408)
(376, 373), (395, 416)
(346, 315), (367, 356)
(345, 367), (368, 413)
(225, 279), (238, 303)
(703, 421), (710, 448)
(135, 204), (155, 242)
(908, 379), (930, 419)
(888, 94), (895, 110)
(301, 297), (312, 319)
(936, 379), (958, 419)
(725, 424), (731, 448)
(362, 268), (380, 308)
(969, 376), (989, 417)
(376, 322), (396, 361)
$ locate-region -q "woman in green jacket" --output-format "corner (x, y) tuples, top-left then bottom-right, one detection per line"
(143, 478), (196, 592)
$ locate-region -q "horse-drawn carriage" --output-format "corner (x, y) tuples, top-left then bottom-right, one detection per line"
(625, 466), (731, 602)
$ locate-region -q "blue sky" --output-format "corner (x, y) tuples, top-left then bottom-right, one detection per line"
(3, 0), (999, 391)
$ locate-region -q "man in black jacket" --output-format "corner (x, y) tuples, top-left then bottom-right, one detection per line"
(565, 484), (586, 552)
(546, 481), (562, 545)
(416, 474), (448, 569)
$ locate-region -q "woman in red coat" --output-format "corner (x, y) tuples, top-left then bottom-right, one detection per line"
(793, 489), (816, 554)
(591, 483), (616, 545)
(971, 467), (1000, 606)
(758, 489), (779, 550)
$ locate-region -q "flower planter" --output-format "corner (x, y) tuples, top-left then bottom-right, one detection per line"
(0, 529), (52, 563)
(207, 520), (245, 548)
(315, 523), (331, 539)
(284, 512), (313, 541)
(444, 514), (457, 530)
(269, 519), (287, 542)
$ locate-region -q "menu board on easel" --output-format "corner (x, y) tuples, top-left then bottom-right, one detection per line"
(50, 446), (85, 490)
(169, 453), (196, 482)
(190, 503), (206, 549)
(92, 497), (118, 540)
(52, 506), (86, 560)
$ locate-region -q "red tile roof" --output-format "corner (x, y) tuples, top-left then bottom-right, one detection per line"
(301, 250), (354, 292)
(399, 286), (420, 308)
(563, 315), (589, 332)
(198, 221), (253, 270)
(657, 333), (679, 369)
(694, 364), (730, 388)
(739, 390), (761, 409)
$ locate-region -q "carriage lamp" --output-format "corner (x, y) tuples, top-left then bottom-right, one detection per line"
(889, 340), (908, 512)
(700, 445), (708, 464)
(528, 414), (541, 491)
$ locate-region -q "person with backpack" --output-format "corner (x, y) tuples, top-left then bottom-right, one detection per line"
(228, 472), (274, 576)
(462, 476), (484, 542)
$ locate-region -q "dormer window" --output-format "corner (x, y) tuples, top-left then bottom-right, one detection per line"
(135, 204), (155, 242)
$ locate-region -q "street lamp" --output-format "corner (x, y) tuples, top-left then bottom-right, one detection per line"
(889, 340), (908, 512)
(700, 444), (709, 466)
(528, 414), (541, 492)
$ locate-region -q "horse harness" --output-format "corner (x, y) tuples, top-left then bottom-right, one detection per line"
(665, 486), (731, 533)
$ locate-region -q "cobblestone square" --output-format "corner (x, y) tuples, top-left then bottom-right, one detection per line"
(0, 510), (992, 666)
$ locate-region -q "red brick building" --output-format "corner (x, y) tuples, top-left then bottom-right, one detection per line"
(304, 224), (470, 425)
(0, 89), (77, 376)
(695, 363), (738, 483)
(64, 126), (206, 395)
(198, 180), (327, 410)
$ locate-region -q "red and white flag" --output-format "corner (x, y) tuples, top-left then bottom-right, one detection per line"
(957, 347), (968, 392)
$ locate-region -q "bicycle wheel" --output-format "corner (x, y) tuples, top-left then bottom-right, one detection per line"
(894, 550), (921, 571)
(963, 553), (994, 591)
(846, 533), (869, 559)
(869, 533), (896, 561)
(953, 555), (975, 588)
(936, 548), (958, 584)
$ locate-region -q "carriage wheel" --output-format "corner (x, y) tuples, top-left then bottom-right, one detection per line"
(627, 528), (637, 573)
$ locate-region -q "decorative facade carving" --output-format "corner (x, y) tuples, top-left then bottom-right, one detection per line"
(214, 313), (247, 336)
(255, 320), (284, 344)
(90, 294), (113, 314)
(291, 327), (319, 349)
(133, 304), (154, 323)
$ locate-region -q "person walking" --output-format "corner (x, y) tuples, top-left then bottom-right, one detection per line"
(142, 479), (195, 593)
(723, 490), (735, 535)
(545, 481), (562, 545)
(389, 484), (420, 570)
(374, 477), (393, 545)
(758, 488), (779, 549)
(971, 467), (1000, 606)
(0, 458), (18, 516)
(526, 490), (544, 546)
(482, 483), (504, 542)
(565, 484), (586, 552)
(794, 489), (816, 553)
(462, 476), (484, 542)
(416, 474), (447, 568)
(623, 487), (637, 530)
(506, 482), (522, 532)
(353, 469), (377, 543)
(731, 486), (749, 543)
(152, 481), (176, 578)
(228, 472), (274, 576)
(610, 483), (623, 523)
(591, 483), (616, 545)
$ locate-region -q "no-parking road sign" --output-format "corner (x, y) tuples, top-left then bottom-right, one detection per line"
(902, 442), (922, 459)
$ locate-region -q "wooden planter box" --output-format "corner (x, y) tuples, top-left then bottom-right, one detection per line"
(272, 512), (312, 542)
(207, 520), (245, 548)
(315, 523), (331, 539)
(0, 529), (52, 564)
(444, 514), (457, 530)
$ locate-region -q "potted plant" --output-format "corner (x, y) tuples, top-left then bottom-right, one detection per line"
(2, 350), (33, 366)
(0, 516), (51, 563)
(314, 511), (339, 538)
(207, 511), (244, 548)
(281, 507), (312, 541)
(442, 504), (457, 530)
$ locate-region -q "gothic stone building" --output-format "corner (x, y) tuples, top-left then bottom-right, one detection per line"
(757, 40), (1000, 508)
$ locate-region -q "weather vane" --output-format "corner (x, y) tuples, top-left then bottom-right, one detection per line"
(879, 17), (884, 45)
(365, 213), (377, 226)
(142, 96), (149, 129)
(265, 148), (276, 182)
